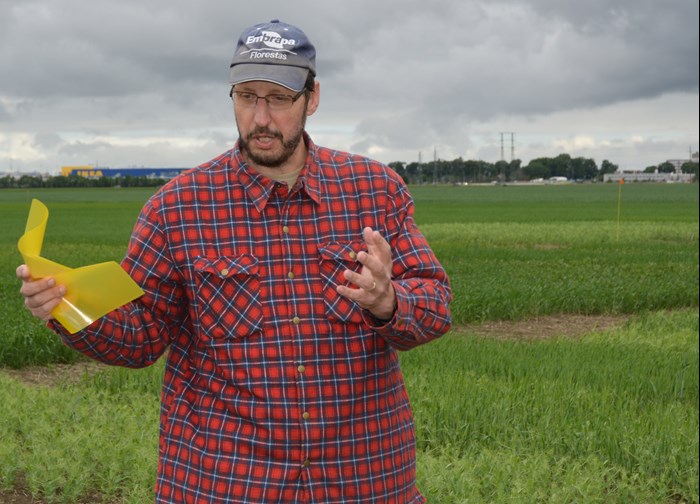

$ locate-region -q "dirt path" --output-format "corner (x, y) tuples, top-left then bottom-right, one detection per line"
(458, 313), (630, 341)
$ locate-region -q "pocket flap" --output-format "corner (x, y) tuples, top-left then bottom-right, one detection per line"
(318, 241), (367, 263)
(194, 255), (259, 278)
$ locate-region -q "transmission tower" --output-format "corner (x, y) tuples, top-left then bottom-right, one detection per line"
(500, 132), (515, 162)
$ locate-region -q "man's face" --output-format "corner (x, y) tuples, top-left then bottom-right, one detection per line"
(234, 80), (319, 170)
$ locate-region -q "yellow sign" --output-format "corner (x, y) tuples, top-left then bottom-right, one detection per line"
(18, 199), (144, 334)
(61, 165), (95, 177)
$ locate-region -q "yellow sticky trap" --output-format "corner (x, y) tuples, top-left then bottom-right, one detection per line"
(18, 199), (144, 334)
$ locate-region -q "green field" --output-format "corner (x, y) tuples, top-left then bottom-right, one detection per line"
(1, 184), (698, 502)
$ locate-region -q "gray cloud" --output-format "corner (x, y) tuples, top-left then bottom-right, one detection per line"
(1, 0), (697, 172)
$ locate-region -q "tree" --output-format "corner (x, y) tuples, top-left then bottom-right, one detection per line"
(681, 161), (698, 180)
(509, 159), (524, 181)
(553, 153), (573, 178)
(569, 157), (598, 180)
(388, 162), (406, 184)
(523, 158), (550, 180)
(494, 160), (509, 183)
(404, 162), (421, 185)
(657, 161), (675, 173)
(599, 159), (618, 181)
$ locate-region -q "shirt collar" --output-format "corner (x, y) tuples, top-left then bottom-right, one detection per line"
(232, 132), (322, 212)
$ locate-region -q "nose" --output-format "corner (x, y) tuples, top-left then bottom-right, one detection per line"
(253, 98), (272, 126)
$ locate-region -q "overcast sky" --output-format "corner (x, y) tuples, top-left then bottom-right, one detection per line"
(1, 0), (698, 174)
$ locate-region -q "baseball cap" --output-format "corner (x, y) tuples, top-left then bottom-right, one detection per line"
(229, 19), (316, 92)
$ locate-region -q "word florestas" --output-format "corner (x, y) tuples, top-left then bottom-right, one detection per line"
(248, 51), (288, 61)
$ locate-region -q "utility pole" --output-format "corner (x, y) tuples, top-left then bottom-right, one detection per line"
(433, 146), (438, 185)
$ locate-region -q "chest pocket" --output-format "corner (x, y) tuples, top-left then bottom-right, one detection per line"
(193, 255), (262, 340)
(318, 241), (366, 324)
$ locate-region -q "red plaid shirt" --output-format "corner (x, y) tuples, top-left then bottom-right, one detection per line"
(54, 134), (452, 503)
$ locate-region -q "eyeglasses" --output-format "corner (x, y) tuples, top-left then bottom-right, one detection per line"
(229, 88), (307, 110)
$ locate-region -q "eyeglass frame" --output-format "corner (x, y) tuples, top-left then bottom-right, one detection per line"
(229, 86), (308, 110)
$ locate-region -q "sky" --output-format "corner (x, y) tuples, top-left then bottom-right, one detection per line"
(1, 0), (698, 175)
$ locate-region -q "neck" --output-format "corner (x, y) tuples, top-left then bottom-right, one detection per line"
(255, 164), (304, 189)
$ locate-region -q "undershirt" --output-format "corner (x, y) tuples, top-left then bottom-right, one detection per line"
(254, 165), (304, 189)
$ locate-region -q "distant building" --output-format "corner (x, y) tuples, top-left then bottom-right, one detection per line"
(604, 172), (694, 183)
(61, 165), (190, 179)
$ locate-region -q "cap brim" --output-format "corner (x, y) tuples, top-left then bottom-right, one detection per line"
(229, 64), (309, 92)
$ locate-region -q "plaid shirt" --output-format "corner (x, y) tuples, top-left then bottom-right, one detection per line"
(55, 134), (452, 503)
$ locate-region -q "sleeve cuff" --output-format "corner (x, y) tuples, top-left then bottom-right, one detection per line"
(362, 281), (410, 333)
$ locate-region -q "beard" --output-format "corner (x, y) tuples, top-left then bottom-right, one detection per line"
(238, 124), (305, 168)
(237, 100), (308, 168)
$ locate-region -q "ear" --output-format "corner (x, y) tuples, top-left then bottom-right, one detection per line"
(306, 81), (320, 116)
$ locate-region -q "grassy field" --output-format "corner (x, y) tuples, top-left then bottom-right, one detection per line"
(0, 183), (698, 502)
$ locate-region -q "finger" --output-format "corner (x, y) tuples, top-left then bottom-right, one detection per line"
(26, 294), (63, 321)
(342, 268), (377, 291)
(16, 264), (31, 281)
(23, 282), (65, 309)
(336, 282), (378, 301)
(363, 227), (390, 255)
(20, 275), (56, 298)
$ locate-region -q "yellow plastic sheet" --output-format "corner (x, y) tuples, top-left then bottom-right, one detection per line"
(18, 199), (144, 334)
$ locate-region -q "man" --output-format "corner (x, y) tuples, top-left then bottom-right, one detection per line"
(18, 19), (452, 503)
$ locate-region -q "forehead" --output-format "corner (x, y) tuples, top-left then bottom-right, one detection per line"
(234, 80), (295, 94)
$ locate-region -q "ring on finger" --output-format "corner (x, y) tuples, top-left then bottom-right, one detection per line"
(368, 281), (377, 292)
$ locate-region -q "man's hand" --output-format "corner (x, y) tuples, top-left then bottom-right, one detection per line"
(16, 264), (65, 321)
(336, 227), (396, 321)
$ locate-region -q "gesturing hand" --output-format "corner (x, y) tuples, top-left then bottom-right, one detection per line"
(336, 227), (396, 321)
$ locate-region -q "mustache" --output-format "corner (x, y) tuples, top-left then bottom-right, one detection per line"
(247, 127), (283, 141)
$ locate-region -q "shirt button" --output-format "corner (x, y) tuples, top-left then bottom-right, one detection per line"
(348, 251), (357, 260)
(282, 225), (290, 234)
(297, 365), (306, 373)
(292, 316), (301, 325)
(302, 411), (310, 420)
(219, 268), (229, 277)
(287, 271), (295, 279)
(303, 459), (311, 468)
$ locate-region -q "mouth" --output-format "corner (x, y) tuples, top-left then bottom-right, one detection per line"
(249, 130), (282, 149)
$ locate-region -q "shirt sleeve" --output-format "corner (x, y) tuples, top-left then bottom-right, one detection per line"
(363, 181), (452, 350)
(49, 196), (187, 368)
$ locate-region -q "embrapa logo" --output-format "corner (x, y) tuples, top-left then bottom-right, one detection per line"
(246, 31), (296, 50)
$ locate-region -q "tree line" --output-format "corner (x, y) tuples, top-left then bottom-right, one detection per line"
(1, 154), (698, 189)
(389, 154), (699, 185)
(0, 174), (169, 189)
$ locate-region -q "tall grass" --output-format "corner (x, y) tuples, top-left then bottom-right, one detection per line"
(0, 371), (159, 503)
(405, 309), (699, 502)
(0, 184), (698, 501)
(1, 185), (697, 366)
(425, 220), (698, 323)
(1, 310), (697, 503)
